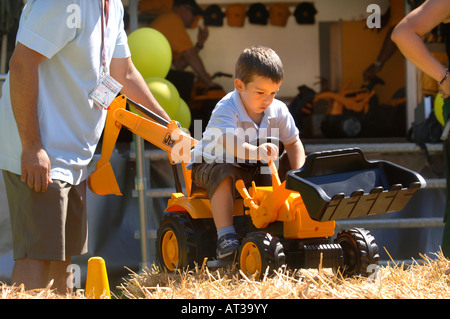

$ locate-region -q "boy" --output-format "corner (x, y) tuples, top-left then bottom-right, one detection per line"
(188, 46), (306, 260)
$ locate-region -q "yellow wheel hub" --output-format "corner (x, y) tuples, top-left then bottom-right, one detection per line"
(161, 230), (179, 271)
(240, 242), (262, 279)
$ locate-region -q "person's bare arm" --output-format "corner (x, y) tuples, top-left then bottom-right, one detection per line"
(180, 47), (216, 87)
(220, 133), (278, 163)
(109, 57), (171, 121)
(363, 27), (397, 81)
(391, 0), (450, 96)
(284, 139), (305, 170)
(9, 42), (52, 192)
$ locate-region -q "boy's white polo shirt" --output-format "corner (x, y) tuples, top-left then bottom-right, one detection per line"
(0, 0), (130, 185)
(189, 89), (299, 167)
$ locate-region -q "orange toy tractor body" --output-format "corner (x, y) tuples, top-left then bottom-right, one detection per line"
(89, 95), (425, 278)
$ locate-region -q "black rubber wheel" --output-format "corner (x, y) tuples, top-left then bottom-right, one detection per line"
(340, 115), (362, 137)
(321, 114), (362, 138)
(334, 227), (380, 277)
(238, 232), (286, 280)
(156, 212), (198, 271)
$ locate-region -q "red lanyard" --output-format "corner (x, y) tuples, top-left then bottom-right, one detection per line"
(101, 0), (109, 74)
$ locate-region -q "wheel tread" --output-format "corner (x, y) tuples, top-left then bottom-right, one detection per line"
(156, 212), (198, 271)
(335, 227), (379, 276)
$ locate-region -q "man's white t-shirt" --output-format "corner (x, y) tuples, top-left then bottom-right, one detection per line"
(0, 0), (130, 185)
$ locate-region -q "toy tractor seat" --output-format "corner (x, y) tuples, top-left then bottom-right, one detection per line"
(285, 148), (426, 222)
(188, 164), (268, 200)
(189, 180), (209, 199)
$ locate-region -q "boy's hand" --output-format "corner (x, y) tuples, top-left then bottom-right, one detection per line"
(257, 143), (279, 164)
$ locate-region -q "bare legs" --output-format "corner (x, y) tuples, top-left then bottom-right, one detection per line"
(210, 177), (234, 230)
(12, 257), (72, 294)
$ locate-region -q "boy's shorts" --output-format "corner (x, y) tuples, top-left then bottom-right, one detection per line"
(191, 153), (291, 199)
(191, 162), (261, 199)
(2, 170), (88, 261)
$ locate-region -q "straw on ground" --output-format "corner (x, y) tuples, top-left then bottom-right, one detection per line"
(1, 250), (449, 299)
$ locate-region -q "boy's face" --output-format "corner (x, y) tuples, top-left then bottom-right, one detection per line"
(235, 76), (282, 116)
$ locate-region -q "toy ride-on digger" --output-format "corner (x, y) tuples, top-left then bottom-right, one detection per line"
(88, 95), (426, 279)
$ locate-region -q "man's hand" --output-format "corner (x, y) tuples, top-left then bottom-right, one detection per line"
(21, 146), (53, 192)
(197, 25), (209, 48)
(363, 63), (382, 82)
(439, 76), (450, 99)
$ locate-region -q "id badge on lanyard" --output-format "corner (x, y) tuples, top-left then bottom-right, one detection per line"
(90, 0), (123, 110)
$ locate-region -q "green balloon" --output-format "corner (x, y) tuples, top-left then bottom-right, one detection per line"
(146, 77), (180, 119)
(434, 93), (445, 126)
(174, 98), (191, 129)
(128, 28), (172, 79)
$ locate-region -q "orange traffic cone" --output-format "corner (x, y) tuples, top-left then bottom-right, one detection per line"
(85, 257), (110, 299)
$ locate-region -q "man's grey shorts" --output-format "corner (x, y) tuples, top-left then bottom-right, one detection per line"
(2, 170), (88, 261)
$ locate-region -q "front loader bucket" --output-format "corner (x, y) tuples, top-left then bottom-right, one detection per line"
(88, 161), (122, 196)
(286, 148), (426, 222)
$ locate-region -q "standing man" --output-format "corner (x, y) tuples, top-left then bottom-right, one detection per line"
(0, 0), (170, 294)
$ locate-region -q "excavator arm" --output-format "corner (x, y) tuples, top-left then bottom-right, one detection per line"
(88, 94), (197, 196)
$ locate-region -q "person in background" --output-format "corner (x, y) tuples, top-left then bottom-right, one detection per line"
(150, 0), (220, 103)
(391, 0), (450, 257)
(363, 0), (405, 82)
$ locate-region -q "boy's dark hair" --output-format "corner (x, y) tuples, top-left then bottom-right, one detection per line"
(235, 45), (284, 84)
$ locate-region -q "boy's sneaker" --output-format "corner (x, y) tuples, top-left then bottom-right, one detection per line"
(216, 233), (239, 260)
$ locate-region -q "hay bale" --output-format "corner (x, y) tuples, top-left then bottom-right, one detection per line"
(117, 251), (450, 299)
